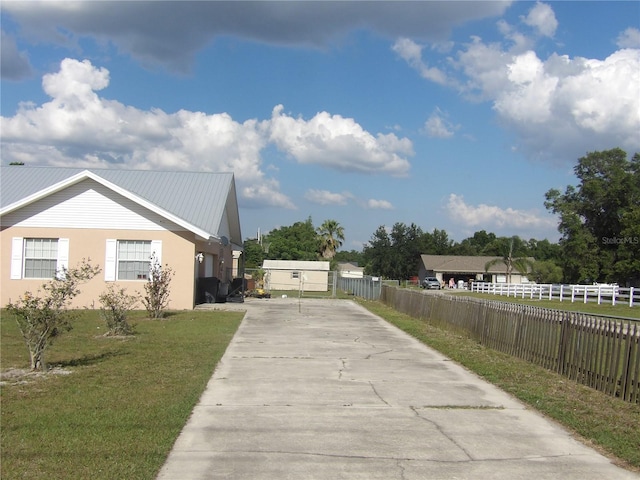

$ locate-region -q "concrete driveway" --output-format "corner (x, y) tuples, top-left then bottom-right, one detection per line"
(157, 297), (638, 479)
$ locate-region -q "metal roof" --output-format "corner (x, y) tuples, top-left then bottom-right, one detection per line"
(0, 166), (242, 246)
(420, 255), (534, 274)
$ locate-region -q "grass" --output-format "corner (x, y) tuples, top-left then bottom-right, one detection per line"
(450, 291), (640, 319)
(1, 309), (243, 480)
(355, 298), (640, 472)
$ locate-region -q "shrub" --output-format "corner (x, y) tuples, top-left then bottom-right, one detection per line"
(5, 259), (101, 370)
(99, 285), (138, 335)
(142, 254), (174, 319)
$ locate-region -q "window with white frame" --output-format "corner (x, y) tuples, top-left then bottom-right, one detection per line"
(117, 240), (152, 280)
(24, 238), (58, 278)
(11, 237), (69, 280)
(104, 239), (161, 281)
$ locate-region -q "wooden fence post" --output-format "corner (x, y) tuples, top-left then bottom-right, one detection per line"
(557, 311), (571, 376)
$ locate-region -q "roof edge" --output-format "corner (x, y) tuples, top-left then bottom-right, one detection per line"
(1, 169), (218, 241)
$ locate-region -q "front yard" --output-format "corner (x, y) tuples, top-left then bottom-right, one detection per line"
(1, 309), (243, 480)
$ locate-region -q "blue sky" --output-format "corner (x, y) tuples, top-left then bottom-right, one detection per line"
(2, 1), (639, 250)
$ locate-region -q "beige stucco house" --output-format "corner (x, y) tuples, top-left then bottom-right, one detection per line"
(262, 260), (330, 292)
(1, 166), (242, 310)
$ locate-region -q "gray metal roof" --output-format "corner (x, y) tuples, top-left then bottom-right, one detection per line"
(0, 166), (241, 246)
(420, 255), (534, 274)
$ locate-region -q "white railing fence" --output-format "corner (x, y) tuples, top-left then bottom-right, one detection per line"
(470, 282), (638, 307)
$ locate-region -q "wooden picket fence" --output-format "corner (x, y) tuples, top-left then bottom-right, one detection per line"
(380, 286), (640, 403)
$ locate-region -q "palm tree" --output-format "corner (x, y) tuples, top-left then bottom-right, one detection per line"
(317, 219), (345, 260)
(484, 237), (533, 283)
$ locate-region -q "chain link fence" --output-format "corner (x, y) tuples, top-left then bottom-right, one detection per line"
(242, 268), (396, 300)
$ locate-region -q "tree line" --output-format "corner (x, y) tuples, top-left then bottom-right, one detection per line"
(243, 148), (639, 286)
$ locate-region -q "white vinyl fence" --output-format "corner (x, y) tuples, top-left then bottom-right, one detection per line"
(471, 282), (638, 307)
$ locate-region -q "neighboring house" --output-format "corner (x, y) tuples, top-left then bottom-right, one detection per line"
(419, 254), (533, 286)
(262, 260), (330, 292)
(338, 262), (364, 279)
(1, 166), (242, 310)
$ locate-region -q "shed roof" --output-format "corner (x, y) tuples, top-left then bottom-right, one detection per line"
(420, 255), (534, 274)
(263, 260), (330, 271)
(338, 262), (364, 272)
(0, 166), (241, 247)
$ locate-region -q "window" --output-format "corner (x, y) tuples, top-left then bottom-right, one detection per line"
(291, 271), (300, 279)
(24, 238), (58, 278)
(117, 240), (151, 280)
(104, 239), (161, 281)
(11, 237), (69, 280)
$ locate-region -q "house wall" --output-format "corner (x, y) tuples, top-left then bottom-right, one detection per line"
(265, 270), (328, 291)
(491, 273), (529, 283)
(0, 176), (240, 310)
(339, 270), (364, 279)
(1, 226), (197, 310)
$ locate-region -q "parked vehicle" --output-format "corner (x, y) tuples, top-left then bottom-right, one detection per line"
(422, 277), (441, 289)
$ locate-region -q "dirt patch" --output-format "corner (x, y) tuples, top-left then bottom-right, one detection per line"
(0, 367), (72, 386)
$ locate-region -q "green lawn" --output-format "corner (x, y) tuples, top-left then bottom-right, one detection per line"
(1, 309), (243, 480)
(356, 298), (640, 471)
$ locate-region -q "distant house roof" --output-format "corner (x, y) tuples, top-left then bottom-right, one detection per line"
(420, 255), (534, 274)
(338, 262), (363, 272)
(263, 260), (330, 271)
(0, 166), (242, 247)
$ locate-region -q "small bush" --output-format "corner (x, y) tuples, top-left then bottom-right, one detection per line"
(142, 254), (174, 319)
(5, 259), (101, 370)
(99, 285), (138, 336)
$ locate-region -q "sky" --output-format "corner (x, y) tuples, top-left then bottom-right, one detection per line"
(1, 1), (639, 251)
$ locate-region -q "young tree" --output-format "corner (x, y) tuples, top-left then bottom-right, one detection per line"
(142, 254), (174, 319)
(6, 260), (101, 371)
(317, 219), (345, 260)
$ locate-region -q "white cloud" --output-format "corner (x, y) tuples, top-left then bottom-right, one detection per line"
(268, 104), (413, 176)
(0, 58), (415, 209)
(397, 2), (640, 163)
(497, 19), (531, 52)
(243, 179), (296, 210)
(0, 58), (288, 207)
(522, 2), (557, 38)
(494, 50), (558, 124)
(366, 199), (394, 210)
(494, 48), (640, 159)
(617, 27), (640, 49)
(424, 109), (457, 138)
(392, 38), (448, 85)
(304, 189), (352, 206)
(446, 194), (556, 231)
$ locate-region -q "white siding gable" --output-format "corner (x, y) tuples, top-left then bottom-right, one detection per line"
(3, 179), (181, 231)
